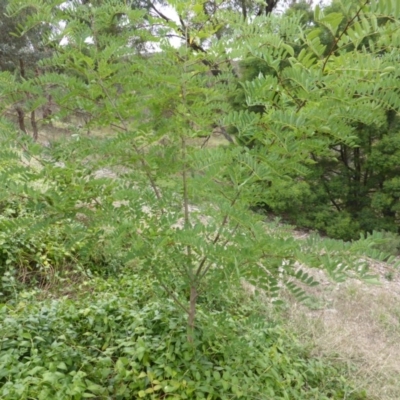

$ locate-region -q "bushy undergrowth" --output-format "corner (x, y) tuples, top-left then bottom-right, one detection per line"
(0, 129), (385, 400)
(0, 274), (367, 400)
(0, 132), (392, 400)
(0, 136), (125, 299)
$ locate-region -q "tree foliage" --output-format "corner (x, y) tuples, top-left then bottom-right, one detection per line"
(1, 0), (399, 397)
(0, 0), (51, 73)
(2, 0), (398, 327)
(228, 0), (400, 240)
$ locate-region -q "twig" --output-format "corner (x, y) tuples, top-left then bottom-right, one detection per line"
(322, 1), (369, 72)
(159, 281), (190, 314)
(96, 78), (162, 202)
(195, 190), (242, 280)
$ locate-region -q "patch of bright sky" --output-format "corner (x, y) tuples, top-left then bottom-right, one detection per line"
(162, 0), (333, 22)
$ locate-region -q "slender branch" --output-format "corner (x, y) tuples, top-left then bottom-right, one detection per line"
(322, 1), (369, 72)
(241, 0), (247, 19)
(221, 223), (240, 248)
(96, 78), (162, 201)
(195, 190), (242, 280)
(150, 1), (227, 76)
(201, 135), (211, 148)
(276, 73), (304, 110)
(148, 2), (172, 23)
(182, 138), (190, 227)
(180, 32), (190, 228)
(110, 123), (126, 131)
(163, 34), (185, 40)
(16, 137), (47, 168)
(296, 100), (307, 113)
(159, 281), (190, 314)
(198, 223), (240, 282)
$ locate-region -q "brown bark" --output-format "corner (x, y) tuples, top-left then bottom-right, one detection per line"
(257, 0), (280, 16)
(19, 58), (25, 79)
(15, 107), (27, 134)
(187, 285), (198, 343)
(31, 110), (39, 141)
(42, 94), (53, 124)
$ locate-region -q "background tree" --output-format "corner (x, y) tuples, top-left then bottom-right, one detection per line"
(0, 0), (50, 73)
(0, 0), (55, 139)
(227, 0), (400, 241)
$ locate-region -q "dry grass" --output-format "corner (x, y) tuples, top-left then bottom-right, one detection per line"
(281, 275), (400, 400)
(241, 221), (400, 399)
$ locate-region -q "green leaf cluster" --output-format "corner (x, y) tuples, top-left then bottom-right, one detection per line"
(229, 0), (400, 240)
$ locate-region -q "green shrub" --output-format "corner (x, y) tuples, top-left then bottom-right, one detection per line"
(367, 231), (400, 257)
(0, 274), (367, 400)
(0, 194), (107, 299)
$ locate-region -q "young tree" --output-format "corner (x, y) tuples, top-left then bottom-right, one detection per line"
(3, 0), (397, 343)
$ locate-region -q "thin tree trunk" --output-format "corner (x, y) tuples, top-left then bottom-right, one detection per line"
(31, 110), (39, 141)
(257, 0), (280, 16)
(15, 107), (27, 134)
(42, 94), (53, 124)
(19, 59), (25, 79)
(187, 285), (198, 343)
(241, 0), (247, 19)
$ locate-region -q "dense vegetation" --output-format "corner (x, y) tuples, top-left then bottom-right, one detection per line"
(230, 1), (400, 240)
(0, 0), (399, 398)
(1, 272), (371, 399)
